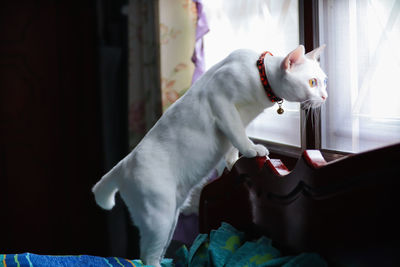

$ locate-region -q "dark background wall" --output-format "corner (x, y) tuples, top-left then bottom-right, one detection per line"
(0, 0), (136, 257)
(97, 0), (140, 259)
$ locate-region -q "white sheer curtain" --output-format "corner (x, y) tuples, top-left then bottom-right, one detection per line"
(319, 0), (400, 152)
(202, 0), (301, 146)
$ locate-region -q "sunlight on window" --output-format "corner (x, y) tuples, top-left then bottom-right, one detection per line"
(202, 0), (301, 146)
(320, 0), (400, 152)
(367, 0), (400, 120)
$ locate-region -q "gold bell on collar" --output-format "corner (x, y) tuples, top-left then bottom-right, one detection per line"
(277, 100), (284, 114)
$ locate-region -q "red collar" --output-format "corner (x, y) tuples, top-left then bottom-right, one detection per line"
(257, 51), (282, 103)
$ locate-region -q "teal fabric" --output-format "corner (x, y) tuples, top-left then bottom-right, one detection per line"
(1, 223), (326, 267)
(208, 223), (245, 267)
(175, 222), (327, 267)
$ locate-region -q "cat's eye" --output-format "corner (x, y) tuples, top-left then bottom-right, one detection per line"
(324, 78), (328, 86)
(309, 78), (318, 87)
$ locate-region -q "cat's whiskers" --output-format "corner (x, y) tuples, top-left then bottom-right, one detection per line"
(301, 98), (324, 110)
(300, 100), (322, 133)
(300, 99), (314, 110)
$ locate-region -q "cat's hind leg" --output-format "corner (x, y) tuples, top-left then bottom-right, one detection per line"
(122, 192), (176, 267)
(139, 219), (172, 267)
(161, 209), (180, 258)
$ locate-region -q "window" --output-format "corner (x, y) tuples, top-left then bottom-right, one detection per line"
(155, 0), (399, 159)
(202, 0), (400, 156)
(319, 0), (400, 153)
(202, 0), (301, 147)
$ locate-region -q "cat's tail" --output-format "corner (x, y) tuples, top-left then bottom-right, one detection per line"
(92, 165), (121, 210)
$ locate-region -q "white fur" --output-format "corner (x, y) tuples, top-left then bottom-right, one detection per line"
(92, 45), (327, 267)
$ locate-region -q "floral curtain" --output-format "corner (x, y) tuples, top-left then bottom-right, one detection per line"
(159, 0), (198, 112)
(128, 0), (209, 149)
(128, 0), (162, 149)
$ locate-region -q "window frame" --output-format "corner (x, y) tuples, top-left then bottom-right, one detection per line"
(155, 0), (352, 164)
(252, 0), (351, 164)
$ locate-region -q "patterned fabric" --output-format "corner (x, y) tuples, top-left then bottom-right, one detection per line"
(256, 51), (282, 103)
(128, 0), (162, 149)
(159, 0), (198, 112)
(175, 223), (327, 267)
(0, 253), (173, 267)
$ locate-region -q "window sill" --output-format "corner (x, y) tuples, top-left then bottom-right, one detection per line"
(251, 138), (351, 170)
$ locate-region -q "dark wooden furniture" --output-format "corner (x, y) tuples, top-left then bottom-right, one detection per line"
(199, 143), (400, 266)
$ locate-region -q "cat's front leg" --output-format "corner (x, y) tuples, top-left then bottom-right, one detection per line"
(225, 146), (238, 170)
(210, 96), (269, 158)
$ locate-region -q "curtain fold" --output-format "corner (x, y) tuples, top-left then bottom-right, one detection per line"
(128, 0), (162, 149)
(191, 0), (209, 84)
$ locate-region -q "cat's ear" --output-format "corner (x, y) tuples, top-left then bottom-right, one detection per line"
(305, 44), (326, 61)
(282, 45), (305, 71)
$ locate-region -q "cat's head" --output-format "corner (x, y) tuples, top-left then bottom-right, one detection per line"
(278, 45), (328, 109)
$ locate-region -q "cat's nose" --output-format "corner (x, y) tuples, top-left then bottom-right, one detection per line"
(321, 96), (326, 100)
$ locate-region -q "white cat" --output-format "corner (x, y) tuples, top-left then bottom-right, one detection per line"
(92, 45), (327, 267)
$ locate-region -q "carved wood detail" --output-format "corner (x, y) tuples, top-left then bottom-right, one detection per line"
(200, 143), (400, 264)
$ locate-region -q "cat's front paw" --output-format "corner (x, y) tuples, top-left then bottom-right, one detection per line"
(253, 144), (269, 157)
(242, 144), (269, 158)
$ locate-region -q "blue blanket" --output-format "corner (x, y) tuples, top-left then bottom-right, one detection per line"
(1, 223), (326, 267)
(0, 254), (173, 267)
